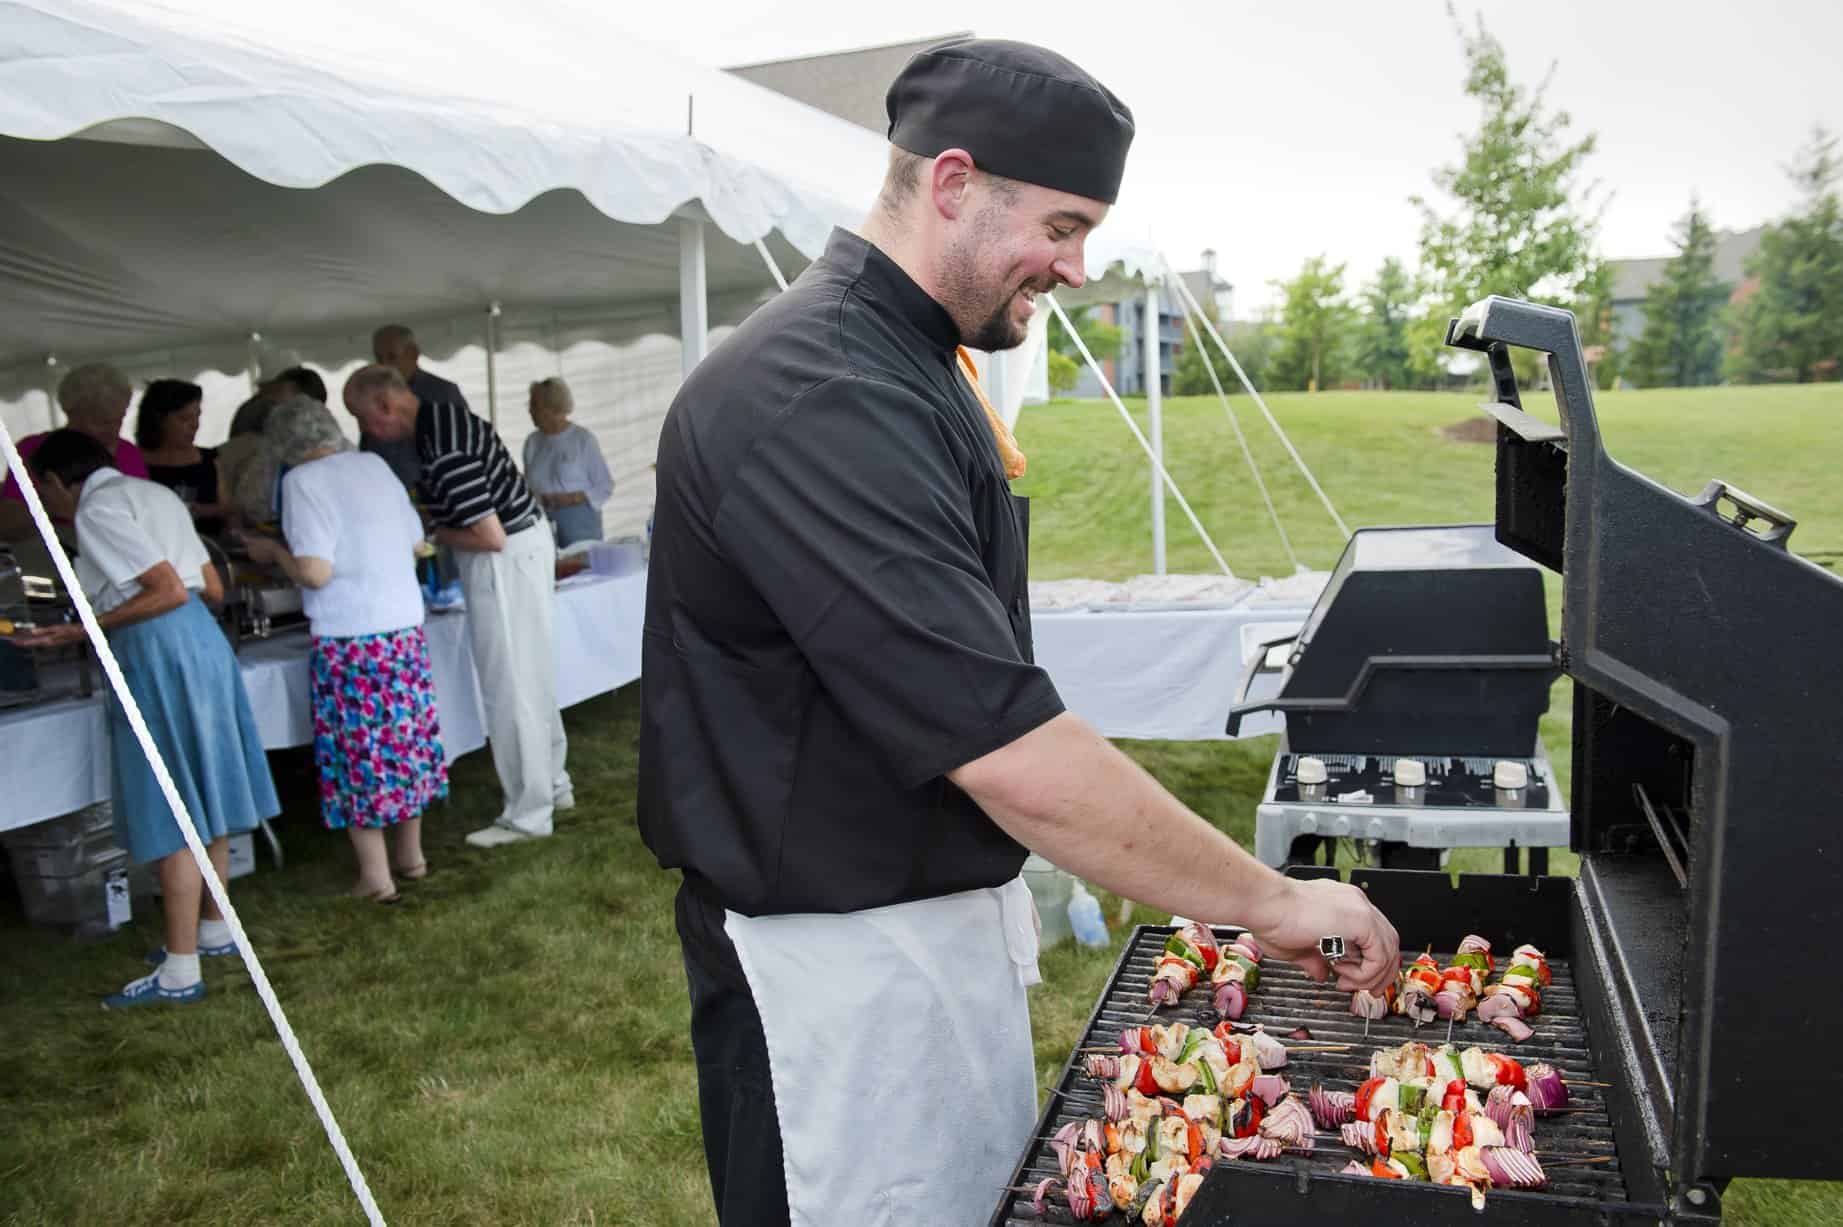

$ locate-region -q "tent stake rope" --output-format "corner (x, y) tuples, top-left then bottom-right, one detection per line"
(0, 421), (388, 1227)
(1162, 272), (1302, 572)
(1165, 272), (1351, 540)
(1044, 292), (1235, 579)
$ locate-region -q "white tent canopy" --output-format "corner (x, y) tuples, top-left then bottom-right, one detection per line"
(0, 1), (1161, 533)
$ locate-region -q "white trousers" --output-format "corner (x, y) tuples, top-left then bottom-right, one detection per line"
(454, 523), (571, 835)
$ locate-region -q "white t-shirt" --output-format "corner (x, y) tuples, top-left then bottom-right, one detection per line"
(522, 423), (614, 509)
(74, 467), (210, 615)
(282, 452), (426, 639)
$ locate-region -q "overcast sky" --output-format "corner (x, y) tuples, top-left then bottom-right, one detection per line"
(587, 0), (1841, 315)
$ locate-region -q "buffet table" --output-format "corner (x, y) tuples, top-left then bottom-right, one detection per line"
(1030, 604), (1308, 741)
(0, 570), (647, 833)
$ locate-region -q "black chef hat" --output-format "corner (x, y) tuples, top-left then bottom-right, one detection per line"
(886, 38), (1135, 205)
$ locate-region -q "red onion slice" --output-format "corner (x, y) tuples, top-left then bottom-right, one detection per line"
(1480, 1145), (1548, 1189)
(1477, 993), (1521, 1023)
(1339, 1159), (1372, 1176)
(1286, 1026), (1313, 1041)
(1484, 1085), (1517, 1130)
(1309, 1083), (1357, 1130)
(1250, 1073), (1291, 1107)
(1050, 1121), (1080, 1177)
(1434, 989), (1464, 1021)
(1340, 1121), (1381, 1156)
(1214, 980), (1247, 1020)
(1082, 1118), (1105, 1153)
(1491, 1015), (1535, 1042)
(1231, 934), (1263, 962)
(1248, 1029), (1289, 1069)
(1525, 1063), (1570, 1113)
(1259, 1096), (1315, 1148)
(1032, 1177), (1060, 1216)
(1219, 1134), (1285, 1161)
(1103, 1083), (1127, 1123)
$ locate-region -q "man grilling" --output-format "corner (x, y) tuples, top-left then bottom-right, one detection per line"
(639, 38), (1401, 1226)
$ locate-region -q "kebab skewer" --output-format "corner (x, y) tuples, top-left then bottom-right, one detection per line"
(1147, 922), (1264, 1022)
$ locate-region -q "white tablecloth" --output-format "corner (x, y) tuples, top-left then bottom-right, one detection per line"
(1030, 604), (1310, 741)
(0, 570), (647, 833)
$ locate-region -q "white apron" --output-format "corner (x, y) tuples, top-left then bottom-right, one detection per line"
(724, 875), (1042, 1226)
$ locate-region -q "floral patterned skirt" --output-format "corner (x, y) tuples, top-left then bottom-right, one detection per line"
(309, 626), (447, 830)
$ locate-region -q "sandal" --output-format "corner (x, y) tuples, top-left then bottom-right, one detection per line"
(349, 883), (401, 905)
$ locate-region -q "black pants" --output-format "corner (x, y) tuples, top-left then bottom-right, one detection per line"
(677, 878), (791, 1227)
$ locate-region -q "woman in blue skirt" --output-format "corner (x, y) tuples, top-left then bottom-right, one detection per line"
(19, 431), (279, 1008)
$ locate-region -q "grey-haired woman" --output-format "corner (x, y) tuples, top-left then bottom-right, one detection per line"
(239, 398), (446, 902)
(521, 377), (612, 548)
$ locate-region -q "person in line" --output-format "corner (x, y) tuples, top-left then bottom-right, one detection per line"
(136, 379), (228, 537)
(241, 398), (446, 902)
(639, 39), (1400, 1225)
(522, 377), (613, 549)
(1, 363), (149, 542)
(343, 366), (571, 848)
(219, 367), (329, 526)
(364, 324), (467, 490)
(15, 431), (278, 1007)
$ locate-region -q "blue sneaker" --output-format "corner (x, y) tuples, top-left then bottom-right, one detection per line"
(144, 940), (237, 965)
(103, 971), (207, 1010)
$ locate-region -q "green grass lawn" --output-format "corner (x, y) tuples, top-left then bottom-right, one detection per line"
(2, 383), (1838, 1224)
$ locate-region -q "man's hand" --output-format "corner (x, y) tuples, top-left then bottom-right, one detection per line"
(1250, 876), (1400, 993)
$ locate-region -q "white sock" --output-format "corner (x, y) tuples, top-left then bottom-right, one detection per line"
(198, 918), (232, 949)
(157, 952), (202, 990)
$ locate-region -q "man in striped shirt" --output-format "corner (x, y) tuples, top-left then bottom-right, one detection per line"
(344, 365), (573, 848)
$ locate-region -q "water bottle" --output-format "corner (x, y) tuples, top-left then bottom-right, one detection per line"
(1068, 881), (1110, 948)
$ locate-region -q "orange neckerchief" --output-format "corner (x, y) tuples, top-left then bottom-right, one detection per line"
(955, 346), (1027, 479)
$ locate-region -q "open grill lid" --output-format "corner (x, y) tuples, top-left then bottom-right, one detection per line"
(1446, 297), (1843, 1199)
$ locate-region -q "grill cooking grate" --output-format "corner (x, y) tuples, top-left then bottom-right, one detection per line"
(993, 926), (1633, 1225)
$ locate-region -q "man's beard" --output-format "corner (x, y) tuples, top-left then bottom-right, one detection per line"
(939, 214), (1042, 352)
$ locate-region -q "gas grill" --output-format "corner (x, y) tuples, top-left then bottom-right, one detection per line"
(1227, 524), (1568, 872)
(995, 295), (1843, 1223)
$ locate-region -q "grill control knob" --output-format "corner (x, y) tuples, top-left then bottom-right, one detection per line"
(1296, 756), (1327, 802)
(1493, 761), (1529, 790)
(1394, 760), (1426, 788)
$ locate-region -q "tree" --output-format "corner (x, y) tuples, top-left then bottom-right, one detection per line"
(1047, 350), (1080, 395)
(1571, 259), (1624, 390)
(1413, 9), (1604, 358)
(1626, 199), (1727, 388)
(1172, 320), (1277, 395)
(1047, 303), (1123, 366)
(1269, 256), (1355, 391)
(1729, 127), (1843, 383)
(1354, 258), (1416, 389)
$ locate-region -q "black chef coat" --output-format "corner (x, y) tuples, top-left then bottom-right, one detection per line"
(639, 227), (1066, 917)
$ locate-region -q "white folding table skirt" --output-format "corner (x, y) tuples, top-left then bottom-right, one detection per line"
(0, 570), (647, 834)
(1027, 600), (1311, 742)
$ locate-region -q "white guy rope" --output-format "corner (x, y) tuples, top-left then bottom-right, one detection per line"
(1163, 272), (1302, 572)
(1165, 273), (1352, 540)
(753, 238), (790, 292)
(0, 422), (388, 1227)
(1044, 293), (1235, 579)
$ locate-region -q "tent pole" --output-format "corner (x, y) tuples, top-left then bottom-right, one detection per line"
(485, 301), (502, 428)
(678, 217), (709, 379)
(44, 354), (60, 429)
(1145, 284), (1166, 576)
